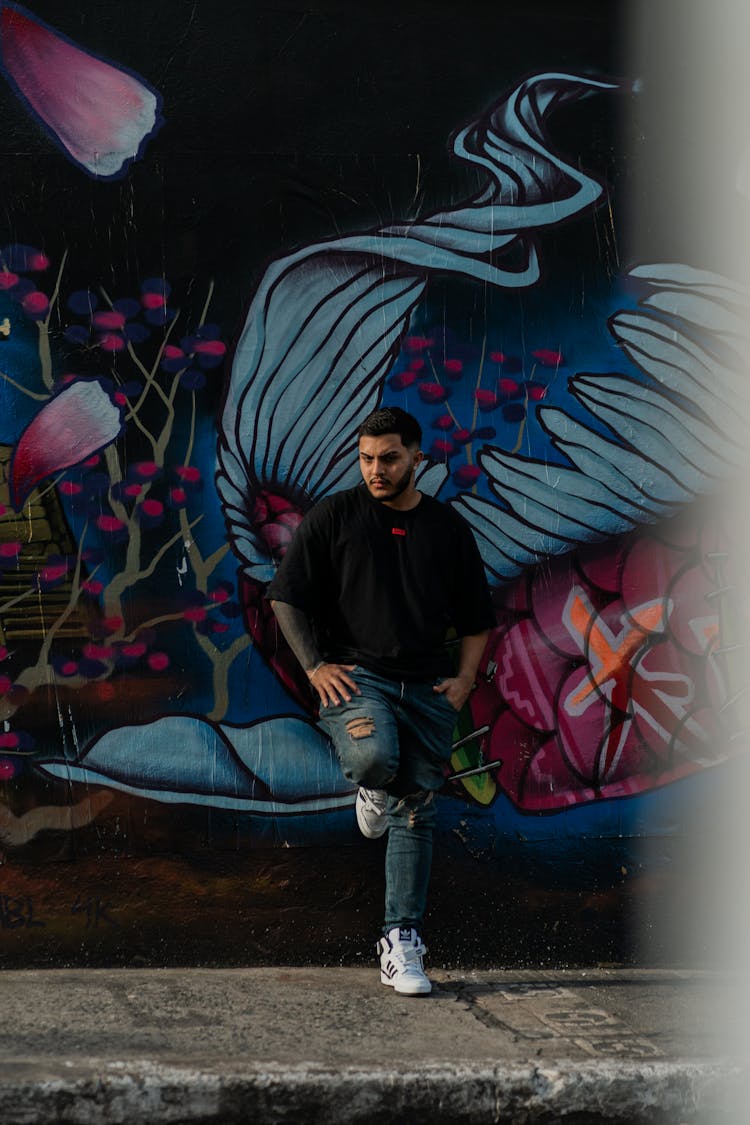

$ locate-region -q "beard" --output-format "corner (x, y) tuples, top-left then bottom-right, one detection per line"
(369, 461), (414, 503)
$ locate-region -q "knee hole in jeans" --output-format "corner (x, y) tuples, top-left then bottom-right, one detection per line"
(394, 789), (434, 829)
(345, 716), (376, 740)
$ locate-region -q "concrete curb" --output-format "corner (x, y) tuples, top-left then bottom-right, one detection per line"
(0, 1059), (740, 1124)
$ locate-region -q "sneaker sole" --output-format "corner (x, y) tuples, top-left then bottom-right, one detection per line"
(356, 816), (388, 839)
(380, 971), (432, 996)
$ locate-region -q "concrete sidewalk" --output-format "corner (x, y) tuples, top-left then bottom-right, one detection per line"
(1, 967), (744, 1123)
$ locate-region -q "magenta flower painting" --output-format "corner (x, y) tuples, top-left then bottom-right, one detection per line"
(9, 380), (123, 510)
(0, 2), (163, 179)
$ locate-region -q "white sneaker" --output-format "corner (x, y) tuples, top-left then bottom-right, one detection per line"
(377, 926), (432, 995)
(355, 787), (388, 839)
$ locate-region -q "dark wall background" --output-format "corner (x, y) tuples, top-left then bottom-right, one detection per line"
(0, 1), (629, 323)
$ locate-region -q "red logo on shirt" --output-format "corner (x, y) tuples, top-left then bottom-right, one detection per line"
(391, 527), (406, 536)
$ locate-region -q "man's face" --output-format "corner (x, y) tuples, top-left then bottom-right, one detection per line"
(358, 433), (423, 505)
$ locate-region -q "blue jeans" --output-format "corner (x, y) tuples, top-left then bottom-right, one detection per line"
(319, 665), (457, 933)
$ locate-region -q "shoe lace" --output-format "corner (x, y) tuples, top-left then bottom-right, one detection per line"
(390, 937), (426, 971)
(361, 789), (386, 813)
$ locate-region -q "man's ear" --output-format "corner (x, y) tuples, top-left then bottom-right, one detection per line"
(413, 449), (425, 466)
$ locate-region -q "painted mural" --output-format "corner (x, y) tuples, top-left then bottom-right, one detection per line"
(0, 1), (746, 964)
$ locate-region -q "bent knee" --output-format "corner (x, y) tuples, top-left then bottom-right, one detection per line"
(339, 714), (394, 787)
(346, 716), (376, 740)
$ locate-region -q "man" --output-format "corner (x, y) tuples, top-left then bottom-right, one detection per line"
(268, 406), (494, 995)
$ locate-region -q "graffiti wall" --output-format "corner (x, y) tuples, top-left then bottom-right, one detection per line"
(0, 0), (747, 967)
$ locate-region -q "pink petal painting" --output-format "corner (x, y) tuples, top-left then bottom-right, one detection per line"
(0, 2), (163, 179)
(9, 380), (123, 510)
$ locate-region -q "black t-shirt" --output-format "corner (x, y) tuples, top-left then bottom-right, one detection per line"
(266, 484), (495, 681)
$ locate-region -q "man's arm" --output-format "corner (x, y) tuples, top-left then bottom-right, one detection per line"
(270, 600), (360, 709)
(433, 631), (489, 712)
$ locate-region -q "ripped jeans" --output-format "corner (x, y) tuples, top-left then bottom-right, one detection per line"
(319, 665), (457, 933)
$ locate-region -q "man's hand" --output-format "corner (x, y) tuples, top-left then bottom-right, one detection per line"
(309, 662), (360, 709)
(433, 631), (489, 713)
(433, 672), (474, 713)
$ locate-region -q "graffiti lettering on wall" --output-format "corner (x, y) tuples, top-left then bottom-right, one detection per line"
(0, 3), (746, 930)
(0, 892), (116, 930)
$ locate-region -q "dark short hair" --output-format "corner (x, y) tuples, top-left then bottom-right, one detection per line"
(357, 407), (422, 448)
